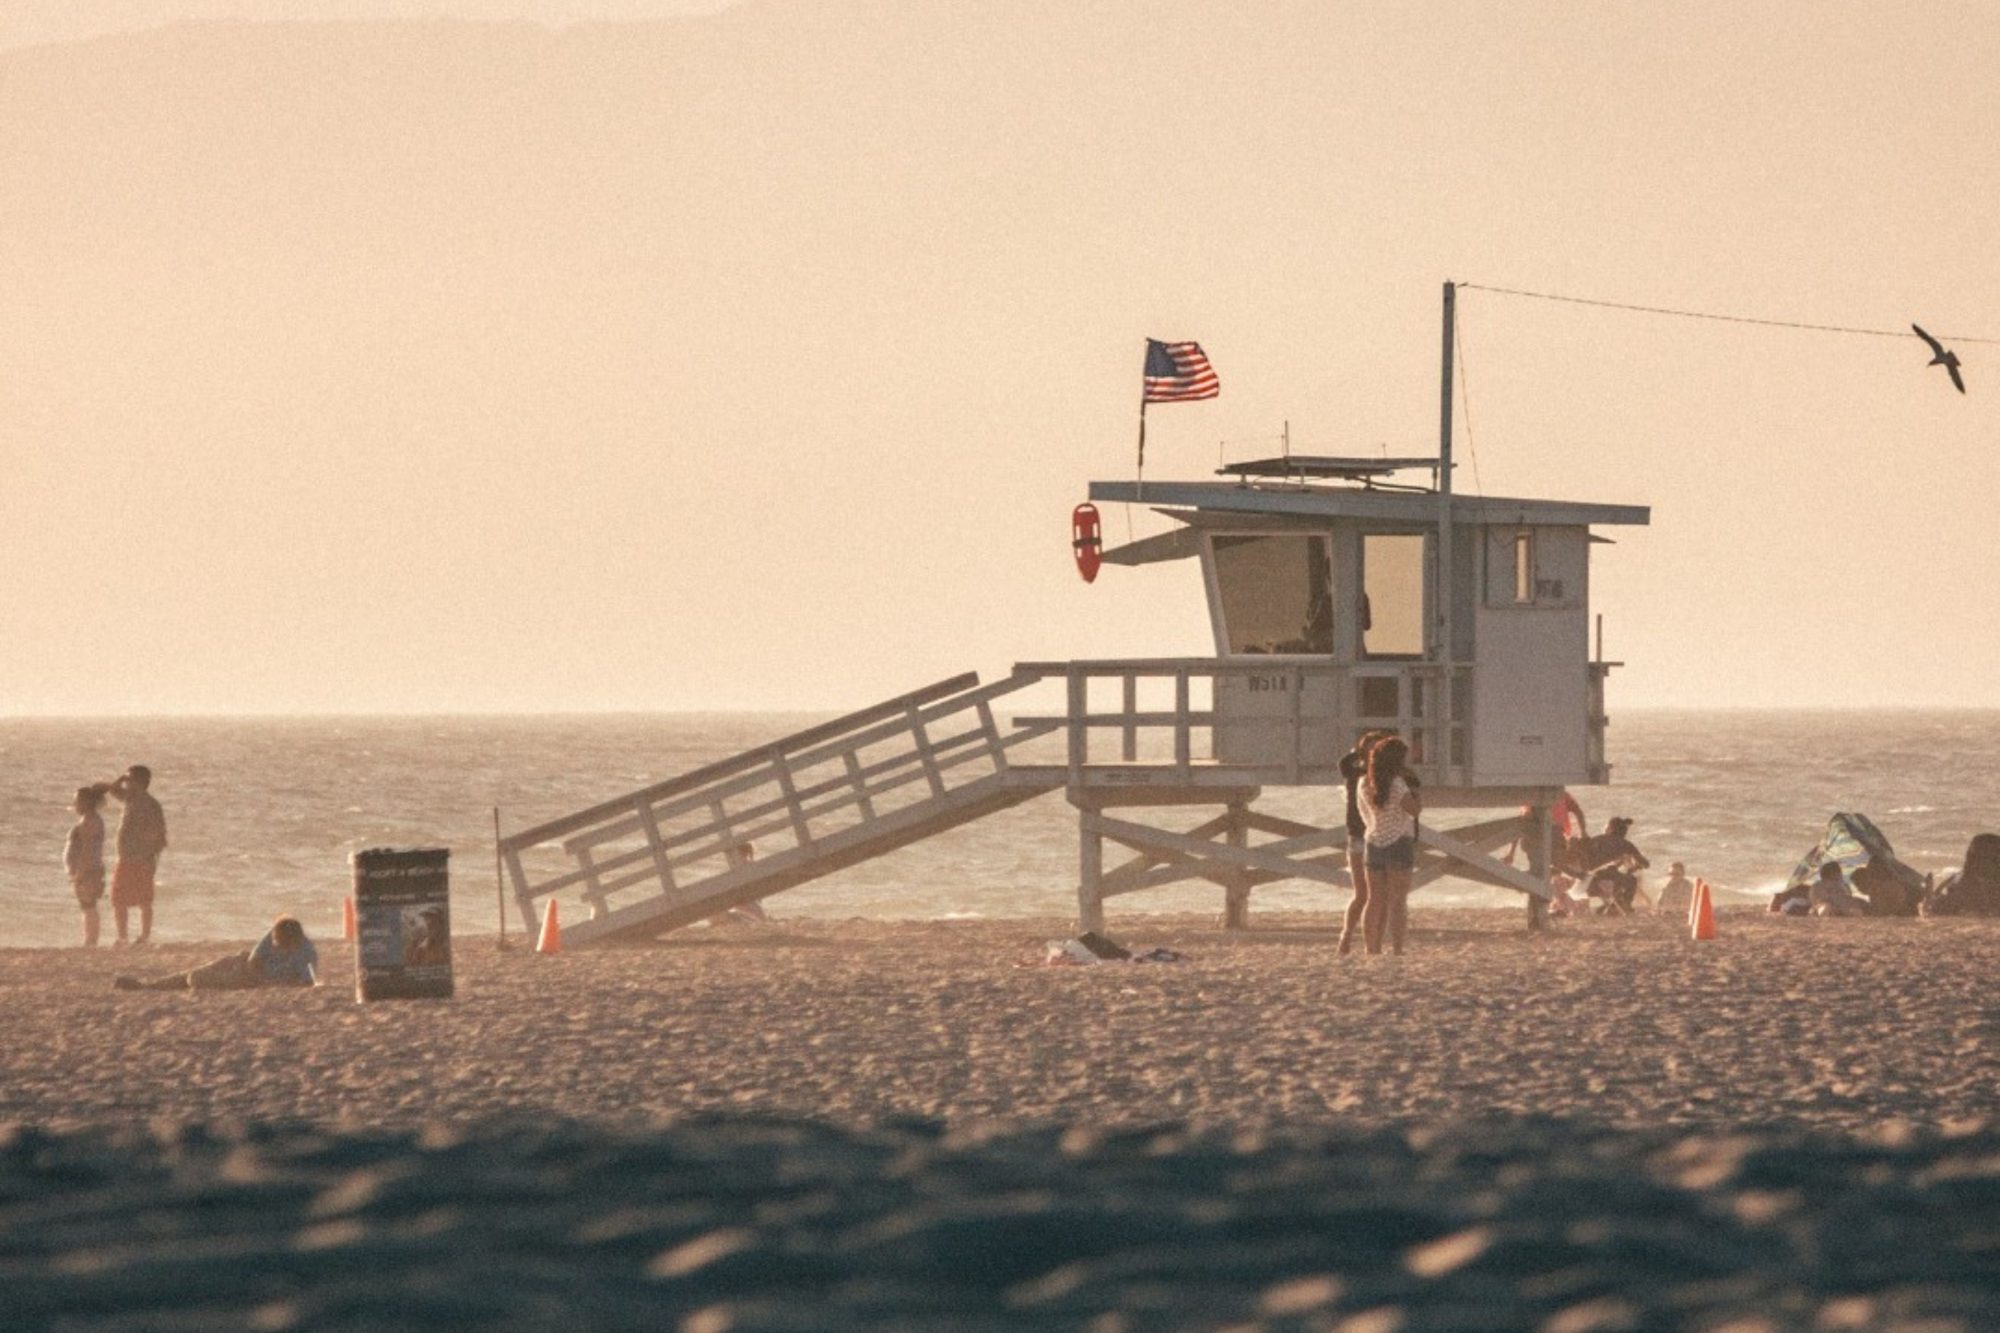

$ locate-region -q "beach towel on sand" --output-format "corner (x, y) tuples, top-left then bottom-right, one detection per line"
(1027, 935), (1186, 967)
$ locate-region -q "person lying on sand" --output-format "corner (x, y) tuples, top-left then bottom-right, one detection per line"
(113, 916), (320, 992)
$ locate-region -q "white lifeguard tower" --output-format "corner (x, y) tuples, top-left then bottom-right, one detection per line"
(500, 285), (1650, 944)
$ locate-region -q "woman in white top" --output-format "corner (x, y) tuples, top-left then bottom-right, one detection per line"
(1355, 736), (1422, 954)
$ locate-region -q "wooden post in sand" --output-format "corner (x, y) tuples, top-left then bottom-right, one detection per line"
(494, 806), (509, 949)
(1525, 803), (1551, 932)
(1222, 801), (1252, 930)
(1078, 807), (1105, 933)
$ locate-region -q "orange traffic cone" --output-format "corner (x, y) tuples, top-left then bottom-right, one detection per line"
(1691, 879), (1717, 941)
(1688, 878), (1704, 929)
(342, 895), (357, 942)
(536, 898), (562, 955)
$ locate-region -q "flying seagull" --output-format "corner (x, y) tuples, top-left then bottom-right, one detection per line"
(1912, 323), (1966, 394)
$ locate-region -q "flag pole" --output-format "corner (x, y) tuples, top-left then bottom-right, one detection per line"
(1136, 353), (1149, 504)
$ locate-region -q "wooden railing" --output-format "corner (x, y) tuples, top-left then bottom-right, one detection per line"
(1587, 660), (1618, 783)
(498, 671), (1060, 937)
(1011, 657), (1474, 786)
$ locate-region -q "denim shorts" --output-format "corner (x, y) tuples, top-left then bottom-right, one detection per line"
(1366, 837), (1415, 872)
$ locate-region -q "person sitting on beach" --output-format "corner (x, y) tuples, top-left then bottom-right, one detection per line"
(1851, 855), (1920, 917)
(1337, 729), (1393, 955)
(1655, 862), (1694, 917)
(63, 785), (110, 948)
(706, 843), (769, 927)
(1577, 818), (1651, 915)
(1922, 833), (2000, 917)
(113, 916), (320, 992)
(107, 765), (167, 946)
(1547, 874), (1589, 918)
(1769, 879), (1810, 913)
(1807, 862), (1867, 918)
(1356, 737), (1421, 955)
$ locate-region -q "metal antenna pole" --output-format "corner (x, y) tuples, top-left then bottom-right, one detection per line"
(1437, 281), (1456, 773)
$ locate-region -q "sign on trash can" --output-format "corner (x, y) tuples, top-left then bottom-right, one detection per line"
(351, 847), (453, 1001)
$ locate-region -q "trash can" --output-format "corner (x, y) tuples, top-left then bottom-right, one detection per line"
(351, 847), (453, 1001)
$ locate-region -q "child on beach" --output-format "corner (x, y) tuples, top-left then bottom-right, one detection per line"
(1655, 862), (1694, 917)
(113, 916), (320, 992)
(1807, 862), (1867, 918)
(63, 785), (109, 947)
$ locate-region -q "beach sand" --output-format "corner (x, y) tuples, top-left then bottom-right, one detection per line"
(4, 909), (1993, 1130)
(5, 909), (1997, 1330)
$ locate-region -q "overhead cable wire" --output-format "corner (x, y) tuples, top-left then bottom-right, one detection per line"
(1458, 282), (2000, 345)
(1451, 299), (1484, 499)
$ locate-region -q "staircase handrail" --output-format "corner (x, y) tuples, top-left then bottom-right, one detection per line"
(500, 671), (979, 853)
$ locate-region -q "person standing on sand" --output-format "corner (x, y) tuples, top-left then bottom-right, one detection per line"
(1336, 730), (1393, 956)
(1356, 737), (1421, 955)
(63, 785), (110, 947)
(106, 765), (167, 946)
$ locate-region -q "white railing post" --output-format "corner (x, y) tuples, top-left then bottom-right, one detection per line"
(975, 699), (1010, 774)
(1287, 663), (1303, 784)
(635, 798), (678, 896)
(1174, 668), (1192, 779)
(842, 749), (878, 820)
(1067, 668), (1087, 787)
(770, 747), (814, 849)
(907, 703), (947, 797)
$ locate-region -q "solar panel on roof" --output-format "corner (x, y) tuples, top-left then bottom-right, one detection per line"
(1215, 455), (1441, 482)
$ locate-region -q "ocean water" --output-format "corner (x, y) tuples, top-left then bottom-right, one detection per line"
(4, 710), (1996, 948)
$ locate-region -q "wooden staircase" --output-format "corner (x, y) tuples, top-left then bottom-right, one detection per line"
(498, 672), (1064, 946)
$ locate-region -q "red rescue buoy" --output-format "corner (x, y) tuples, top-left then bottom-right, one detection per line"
(1071, 503), (1102, 583)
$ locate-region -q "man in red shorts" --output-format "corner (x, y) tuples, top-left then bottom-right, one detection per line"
(108, 765), (168, 946)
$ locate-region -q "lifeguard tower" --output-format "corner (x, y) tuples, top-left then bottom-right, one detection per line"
(499, 286), (1650, 944)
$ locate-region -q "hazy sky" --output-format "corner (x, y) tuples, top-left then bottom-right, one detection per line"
(3, 3), (1996, 714)
(0, 1), (739, 52)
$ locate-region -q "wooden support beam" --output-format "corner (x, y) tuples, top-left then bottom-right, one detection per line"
(1088, 812), (1350, 887)
(1223, 802), (1251, 930)
(1097, 811), (1238, 896)
(1079, 807), (1105, 933)
(1068, 784), (1260, 811)
(503, 845), (538, 938)
(1286, 665), (1303, 785)
(1067, 672), (1087, 788)
(1416, 824), (1552, 900)
(1526, 803), (1551, 931)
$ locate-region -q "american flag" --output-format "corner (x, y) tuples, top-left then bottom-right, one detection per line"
(1142, 339), (1220, 402)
